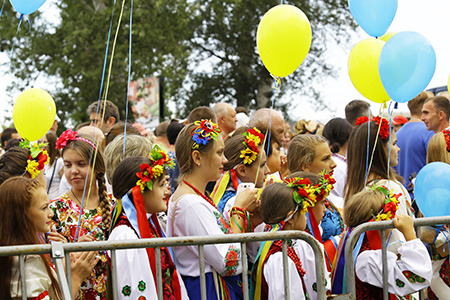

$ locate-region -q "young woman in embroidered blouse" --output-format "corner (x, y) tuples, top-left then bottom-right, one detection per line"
(167, 120), (259, 300)
(252, 181), (323, 300)
(109, 152), (189, 299)
(332, 187), (432, 298)
(0, 177), (98, 300)
(48, 129), (112, 300)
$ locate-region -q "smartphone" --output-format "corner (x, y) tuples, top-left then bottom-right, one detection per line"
(237, 182), (255, 193)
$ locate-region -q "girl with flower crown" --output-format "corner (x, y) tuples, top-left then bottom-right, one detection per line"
(48, 129), (112, 300)
(332, 187), (432, 298)
(251, 180), (330, 300)
(167, 119), (259, 300)
(0, 177), (99, 300)
(287, 134), (343, 271)
(345, 117), (416, 254)
(109, 150), (189, 299)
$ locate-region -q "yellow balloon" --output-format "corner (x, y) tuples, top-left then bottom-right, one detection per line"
(379, 32), (396, 42)
(348, 39), (391, 103)
(257, 4), (312, 78)
(13, 88), (56, 141)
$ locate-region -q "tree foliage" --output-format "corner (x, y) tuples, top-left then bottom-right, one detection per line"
(1, 0), (355, 128)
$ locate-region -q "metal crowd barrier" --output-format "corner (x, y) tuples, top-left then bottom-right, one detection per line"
(0, 230), (327, 300)
(331, 216), (450, 300)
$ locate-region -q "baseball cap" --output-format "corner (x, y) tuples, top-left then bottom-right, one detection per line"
(392, 115), (408, 125)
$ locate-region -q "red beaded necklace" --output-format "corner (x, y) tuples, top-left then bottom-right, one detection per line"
(182, 180), (218, 209)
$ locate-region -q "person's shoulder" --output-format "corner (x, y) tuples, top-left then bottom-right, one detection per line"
(49, 193), (70, 205)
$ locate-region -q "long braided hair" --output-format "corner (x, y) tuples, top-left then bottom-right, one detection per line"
(62, 138), (111, 237)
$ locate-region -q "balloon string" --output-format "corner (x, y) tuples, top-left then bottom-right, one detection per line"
(280, 0), (284, 4)
(74, 0), (117, 241)
(387, 101), (395, 181)
(0, 0), (6, 21)
(9, 14), (23, 61)
(364, 102), (372, 184)
(366, 112), (383, 185)
(270, 74), (281, 90)
(123, 0), (133, 158)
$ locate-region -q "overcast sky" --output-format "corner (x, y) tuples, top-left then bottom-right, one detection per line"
(0, 0), (449, 126)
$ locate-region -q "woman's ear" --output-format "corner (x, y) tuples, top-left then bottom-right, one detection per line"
(285, 210), (295, 224)
(235, 164), (246, 178)
(191, 150), (201, 167)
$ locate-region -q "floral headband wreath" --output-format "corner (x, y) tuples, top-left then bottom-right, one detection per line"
(135, 145), (175, 194)
(56, 128), (98, 151)
(355, 116), (390, 140)
(442, 129), (450, 152)
(370, 185), (400, 221)
(240, 128), (265, 165)
(19, 139), (50, 178)
(284, 172), (336, 216)
(190, 119), (221, 150)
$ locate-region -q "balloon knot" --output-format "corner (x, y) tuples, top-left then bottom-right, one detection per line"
(271, 75), (281, 90)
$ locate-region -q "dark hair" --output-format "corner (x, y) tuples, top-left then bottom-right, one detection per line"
(426, 96), (450, 120)
(155, 122), (170, 137)
(167, 122), (185, 145)
(322, 118), (353, 153)
(4, 139), (21, 151)
(87, 100), (120, 123)
(345, 100), (370, 126)
(235, 106), (249, 115)
(1, 128), (18, 148)
(175, 122), (216, 177)
(260, 182), (296, 224)
(103, 122), (140, 149)
(0, 177), (62, 300)
(0, 147), (30, 185)
(62, 139), (111, 233)
(188, 107), (217, 124)
(408, 91), (431, 116)
(112, 156), (165, 199)
(344, 122), (399, 202)
(45, 131), (60, 166)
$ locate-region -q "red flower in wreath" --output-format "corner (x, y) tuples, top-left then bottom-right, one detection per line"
(137, 164), (154, 182)
(443, 129), (450, 152)
(373, 116), (390, 140)
(355, 116), (369, 126)
(35, 152), (48, 170)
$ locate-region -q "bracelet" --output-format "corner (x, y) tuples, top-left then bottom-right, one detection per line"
(230, 207), (254, 233)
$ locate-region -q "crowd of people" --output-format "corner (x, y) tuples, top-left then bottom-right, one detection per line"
(0, 92), (449, 299)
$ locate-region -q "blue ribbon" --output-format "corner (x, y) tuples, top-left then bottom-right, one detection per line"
(123, 0), (133, 158)
(0, 0), (6, 21)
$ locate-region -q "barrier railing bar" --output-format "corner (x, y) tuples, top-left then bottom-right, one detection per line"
(51, 242), (71, 300)
(415, 225), (425, 300)
(65, 251), (72, 297)
(155, 247), (163, 300)
(282, 240), (290, 300)
(241, 242), (249, 300)
(19, 254), (27, 300)
(345, 216), (450, 299)
(110, 249), (118, 300)
(199, 245), (207, 300)
(2, 231), (326, 299)
(380, 229), (388, 299)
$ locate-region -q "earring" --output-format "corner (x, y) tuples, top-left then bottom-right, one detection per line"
(197, 162), (201, 166)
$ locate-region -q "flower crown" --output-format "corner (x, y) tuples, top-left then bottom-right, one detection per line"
(443, 129), (450, 152)
(355, 116), (390, 140)
(284, 172), (336, 215)
(190, 119), (221, 150)
(370, 185), (400, 221)
(56, 129), (98, 150)
(240, 128), (265, 165)
(19, 139), (50, 178)
(136, 146), (175, 194)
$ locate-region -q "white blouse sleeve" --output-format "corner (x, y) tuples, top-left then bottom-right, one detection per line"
(108, 225), (158, 300)
(10, 256), (53, 299)
(172, 196), (242, 276)
(263, 252), (306, 300)
(355, 239), (432, 296)
(293, 240), (331, 300)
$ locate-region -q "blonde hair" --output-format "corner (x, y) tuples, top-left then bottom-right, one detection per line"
(344, 188), (384, 227)
(287, 134), (328, 172)
(427, 132), (450, 164)
(104, 134), (153, 182)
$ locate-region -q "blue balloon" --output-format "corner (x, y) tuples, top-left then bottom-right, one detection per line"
(379, 31), (436, 103)
(414, 162), (450, 218)
(348, 0), (398, 37)
(9, 0), (46, 15)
